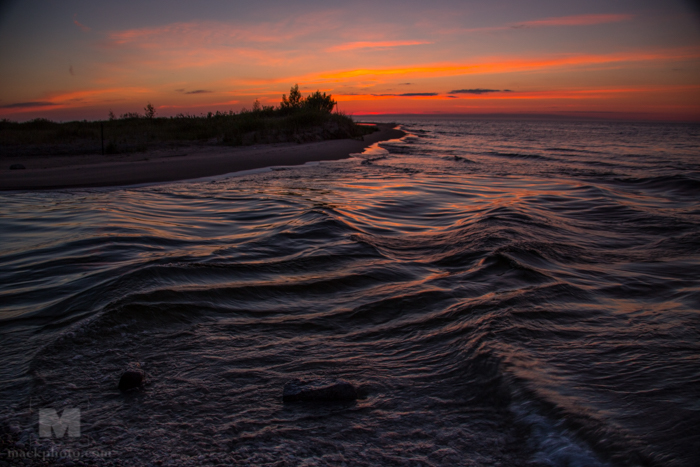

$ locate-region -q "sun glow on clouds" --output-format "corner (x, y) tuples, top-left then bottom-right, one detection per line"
(337, 85), (700, 101)
(311, 48), (700, 81)
(1, 2), (699, 121)
(336, 86), (700, 119)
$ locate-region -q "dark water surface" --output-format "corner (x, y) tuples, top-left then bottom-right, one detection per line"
(1, 118), (699, 466)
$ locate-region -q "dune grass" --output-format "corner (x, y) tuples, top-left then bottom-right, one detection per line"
(0, 110), (375, 155)
(0, 86), (377, 155)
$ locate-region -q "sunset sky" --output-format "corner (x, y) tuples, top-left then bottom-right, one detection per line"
(1, 0), (699, 121)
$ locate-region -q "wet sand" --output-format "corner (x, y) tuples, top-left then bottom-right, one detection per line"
(0, 123), (404, 190)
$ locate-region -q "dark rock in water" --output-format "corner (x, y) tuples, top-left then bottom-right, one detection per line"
(9, 164), (26, 170)
(118, 369), (145, 392)
(356, 384), (371, 400)
(283, 378), (358, 402)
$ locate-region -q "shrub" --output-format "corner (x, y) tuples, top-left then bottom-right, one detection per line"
(144, 103), (156, 119)
(280, 84), (303, 112)
(304, 91), (336, 113)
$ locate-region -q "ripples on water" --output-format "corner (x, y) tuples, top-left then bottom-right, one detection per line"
(1, 118), (699, 466)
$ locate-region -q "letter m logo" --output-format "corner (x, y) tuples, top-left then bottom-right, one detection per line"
(39, 408), (81, 438)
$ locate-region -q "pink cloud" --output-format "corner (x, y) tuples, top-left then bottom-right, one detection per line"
(104, 16), (340, 49)
(512, 13), (634, 28)
(327, 40), (432, 52)
(73, 14), (91, 32)
(106, 22), (278, 47)
(449, 13), (635, 34)
(96, 19), (348, 74)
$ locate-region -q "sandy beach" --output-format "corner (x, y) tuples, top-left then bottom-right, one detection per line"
(0, 123), (404, 190)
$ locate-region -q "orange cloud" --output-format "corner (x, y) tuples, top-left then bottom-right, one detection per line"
(227, 47), (699, 89)
(196, 46), (690, 85)
(327, 40), (432, 52)
(39, 87), (152, 107)
(311, 48), (700, 81)
(337, 94), (451, 101)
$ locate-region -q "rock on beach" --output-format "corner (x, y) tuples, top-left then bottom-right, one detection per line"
(283, 378), (358, 402)
(118, 369), (145, 392)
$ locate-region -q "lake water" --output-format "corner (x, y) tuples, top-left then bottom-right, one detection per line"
(1, 117), (699, 466)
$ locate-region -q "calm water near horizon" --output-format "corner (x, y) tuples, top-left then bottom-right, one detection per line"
(1, 117), (699, 466)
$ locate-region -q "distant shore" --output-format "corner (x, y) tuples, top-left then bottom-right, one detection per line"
(0, 123), (404, 191)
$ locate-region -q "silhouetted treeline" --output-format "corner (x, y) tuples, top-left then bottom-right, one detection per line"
(0, 85), (374, 155)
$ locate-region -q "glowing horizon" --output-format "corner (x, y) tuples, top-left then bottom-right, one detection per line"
(1, 0), (699, 122)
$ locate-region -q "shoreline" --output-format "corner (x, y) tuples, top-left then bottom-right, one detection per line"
(0, 123), (404, 191)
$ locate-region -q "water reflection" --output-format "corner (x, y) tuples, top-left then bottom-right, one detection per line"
(1, 118), (699, 465)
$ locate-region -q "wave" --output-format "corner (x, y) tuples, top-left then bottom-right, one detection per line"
(484, 151), (556, 162)
(611, 174), (700, 197)
(2, 117), (699, 465)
